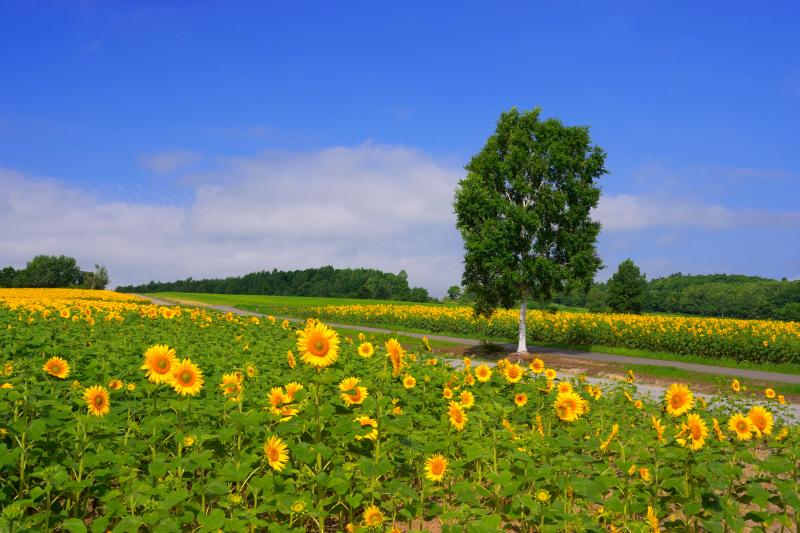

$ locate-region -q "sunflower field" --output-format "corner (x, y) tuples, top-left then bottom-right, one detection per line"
(308, 304), (800, 365)
(0, 289), (798, 532)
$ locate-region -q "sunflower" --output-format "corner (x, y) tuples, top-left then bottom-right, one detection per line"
(647, 505), (660, 533)
(529, 358), (545, 374)
(764, 388), (776, 399)
(264, 435), (289, 471)
(651, 416), (665, 442)
(385, 338), (405, 376)
(141, 344), (177, 384)
(296, 321), (340, 368)
(83, 385), (110, 417)
(748, 406), (773, 436)
(681, 414), (708, 451)
(728, 413), (754, 440)
(42, 356), (70, 379)
(126, 382), (136, 392)
(731, 379), (741, 392)
(269, 387), (286, 410)
(504, 363), (524, 384)
(363, 505), (384, 527)
(664, 383), (694, 417)
(600, 424), (619, 452)
(287, 350), (296, 369)
(535, 415), (544, 436)
(475, 365), (492, 382)
(246, 364), (257, 378)
(220, 373), (242, 397)
(514, 393), (528, 407)
(170, 359), (204, 396)
(778, 394), (786, 404)
(402, 374), (416, 389)
(284, 382), (304, 402)
(554, 391), (586, 422)
(358, 342), (374, 358)
(544, 368), (557, 381)
(442, 386), (453, 399)
(459, 390), (475, 409)
(108, 378), (123, 390)
(536, 489), (550, 503)
(557, 381), (573, 394)
(339, 377), (369, 407)
(634, 400), (643, 409)
(448, 401), (467, 431)
(354, 416), (378, 441)
(424, 454), (448, 482)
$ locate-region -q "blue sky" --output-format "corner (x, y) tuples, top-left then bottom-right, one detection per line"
(1, 1), (799, 295)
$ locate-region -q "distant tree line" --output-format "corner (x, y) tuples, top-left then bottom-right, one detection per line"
(552, 262), (800, 321)
(116, 266), (432, 302)
(0, 255), (109, 290)
(449, 260), (800, 321)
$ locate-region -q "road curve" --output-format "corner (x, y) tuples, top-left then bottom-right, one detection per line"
(135, 294), (800, 385)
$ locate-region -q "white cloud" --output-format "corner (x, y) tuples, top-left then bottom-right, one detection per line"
(594, 193), (800, 231)
(138, 149), (203, 174)
(0, 144), (466, 296)
(5, 148), (798, 297)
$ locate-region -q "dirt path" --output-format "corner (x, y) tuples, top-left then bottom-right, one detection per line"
(137, 294), (800, 384)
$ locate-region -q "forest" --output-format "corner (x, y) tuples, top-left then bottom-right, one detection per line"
(555, 273), (800, 321)
(116, 266), (431, 302)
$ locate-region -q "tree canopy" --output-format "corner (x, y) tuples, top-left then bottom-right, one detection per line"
(2, 255), (87, 288)
(606, 258), (647, 313)
(454, 107), (606, 351)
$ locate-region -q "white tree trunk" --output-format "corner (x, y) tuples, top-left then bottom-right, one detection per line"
(517, 300), (528, 354)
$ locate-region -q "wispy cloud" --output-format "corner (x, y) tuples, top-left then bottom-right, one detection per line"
(0, 144), (465, 295)
(137, 149), (203, 174)
(4, 148), (799, 295)
(594, 193), (800, 231)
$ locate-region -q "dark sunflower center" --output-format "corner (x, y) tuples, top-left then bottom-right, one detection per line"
(310, 338), (328, 356)
(181, 371), (192, 384)
(95, 395), (104, 406)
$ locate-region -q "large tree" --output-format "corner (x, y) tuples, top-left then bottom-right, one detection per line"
(454, 107), (606, 353)
(606, 258), (647, 313)
(15, 255), (83, 288)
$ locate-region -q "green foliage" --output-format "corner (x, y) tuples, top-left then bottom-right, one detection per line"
(453, 107), (605, 317)
(646, 274), (800, 320)
(585, 285), (608, 313)
(552, 273), (800, 322)
(117, 266), (430, 302)
(606, 259), (647, 314)
(12, 255), (83, 288)
(0, 267), (16, 288)
(446, 286), (462, 300)
(81, 265), (110, 290)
